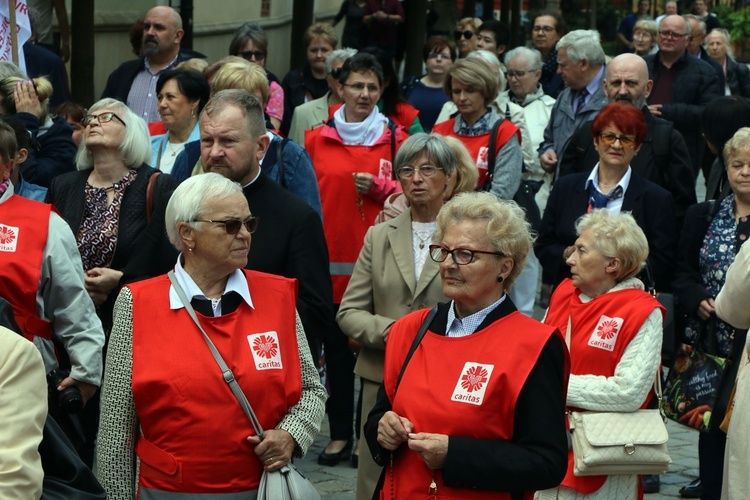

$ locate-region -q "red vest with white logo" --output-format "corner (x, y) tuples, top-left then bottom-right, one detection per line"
(128, 270), (302, 494)
(0, 194), (52, 341)
(432, 117), (520, 188)
(382, 307), (562, 499)
(544, 278), (663, 493)
(305, 121), (406, 302)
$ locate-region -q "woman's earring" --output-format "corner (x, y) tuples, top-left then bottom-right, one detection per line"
(496, 275), (504, 283)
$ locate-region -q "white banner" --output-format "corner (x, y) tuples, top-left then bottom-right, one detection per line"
(0, 0), (30, 74)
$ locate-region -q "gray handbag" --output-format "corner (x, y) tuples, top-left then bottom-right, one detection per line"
(168, 271), (320, 500)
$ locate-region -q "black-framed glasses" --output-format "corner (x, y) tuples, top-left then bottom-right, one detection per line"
(599, 132), (636, 148)
(429, 244), (505, 265)
(453, 30), (474, 41)
(329, 67), (343, 79)
(658, 30), (687, 39)
(342, 82), (380, 93)
(397, 165), (443, 179)
(533, 26), (556, 33)
(240, 50), (266, 61)
(506, 70), (528, 79)
(193, 216), (259, 235)
(82, 112), (126, 127)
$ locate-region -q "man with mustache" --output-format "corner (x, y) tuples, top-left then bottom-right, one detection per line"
(101, 6), (185, 124)
(557, 53), (696, 227)
(199, 89), (333, 364)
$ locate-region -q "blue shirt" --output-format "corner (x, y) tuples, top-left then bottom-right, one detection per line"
(445, 294), (507, 338)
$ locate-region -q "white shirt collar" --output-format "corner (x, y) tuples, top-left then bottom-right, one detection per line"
(168, 255), (254, 312)
(585, 163), (632, 194)
(241, 168), (262, 188)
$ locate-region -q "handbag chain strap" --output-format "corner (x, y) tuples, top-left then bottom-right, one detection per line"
(167, 270), (266, 439)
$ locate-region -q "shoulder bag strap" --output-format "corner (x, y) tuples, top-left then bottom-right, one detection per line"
(482, 119), (503, 191)
(388, 120), (397, 176)
(276, 138), (286, 188)
(394, 308), (438, 392)
(146, 170), (161, 225)
(167, 270), (266, 438)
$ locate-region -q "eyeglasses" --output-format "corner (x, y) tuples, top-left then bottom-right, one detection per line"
(82, 112), (126, 127)
(599, 132), (636, 148)
(533, 26), (556, 33)
(193, 216), (259, 235)
(506, 70), (529, 79)
(342, 82), (380, 93)
(240, 50), (266, 61)
(397, 165), (443, 179)
(454, 30), (475, 41)
(429, 244), (505, 265)
(329, 67), (343, 79)
(427, 52), (452, 61)
(658, 30), (687, 39)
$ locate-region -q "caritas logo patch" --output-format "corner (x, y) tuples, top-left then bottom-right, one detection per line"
(451, 362), (494, 406)
(588, 315), (624, 351)
(247, 332), (283, 370)
(0, 223), (19, 252)
(476, 147), (489, 173)
(378, 159), (393, 179)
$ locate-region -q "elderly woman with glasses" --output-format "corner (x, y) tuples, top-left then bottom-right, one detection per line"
(229, 22), (285, 129)
(337, 133), (457, 499)
(536, 103), (676, 293)
(364, 191), (569, 498)
(95, 173), (326, 498)
(633, 19), (658, 57)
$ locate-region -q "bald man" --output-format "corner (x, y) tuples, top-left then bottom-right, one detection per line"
(102, 6), (185, 123)
(558, 53), (696, 227)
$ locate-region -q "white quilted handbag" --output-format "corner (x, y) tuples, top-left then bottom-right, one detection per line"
(568, 374), (672, 476)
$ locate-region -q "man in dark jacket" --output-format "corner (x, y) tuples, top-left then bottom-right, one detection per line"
(559, 53), (696, 227)
(644, 14), (722, 178)
(101, 6), (184, 124)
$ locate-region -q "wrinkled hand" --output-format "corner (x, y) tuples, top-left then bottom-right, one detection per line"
(408, 432), (449, 469)
(57, 377), (98, 406)
(248, 429), (296, 472)
(14, 80), (43, 119)
(648, 104), (663, 117)
(353, 172), (375, 194)
(539, 150), (558, 173)
(374, 10), (388, 20)
(84, 267), (123, 301)
(377, 411), (414, 450)
(697, 297), (716, 321)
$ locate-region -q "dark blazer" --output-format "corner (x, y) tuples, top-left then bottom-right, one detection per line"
(47, 165), (178, 328)
(242, 171), (333, 362)
(364, 300), (568, 496)
(280, 63), (329, 136)
(559, 106), (696, 227)
(727, 56), (750, 97)
(17, 113), (77, 188)
(535, 171), (677, 290)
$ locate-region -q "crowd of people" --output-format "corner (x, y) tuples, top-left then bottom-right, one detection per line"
(2, 1), (750, 499)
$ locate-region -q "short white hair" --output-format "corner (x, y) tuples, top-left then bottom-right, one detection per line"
(504, 46), (543, 72)
(557, 29), (606, 66)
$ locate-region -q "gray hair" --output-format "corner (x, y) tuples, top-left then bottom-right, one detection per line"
(325, 48), (357, 74)
(467, 49), (507, 92)
(557, 29), (606, 66)
(395, 133), (457, 176)
(708, 28), (734, 59)
(434, 192), (534, 289)
(683, 14), (705, 35)
(574, 209), (649, 282)
(165, 172), (244, 252)
(76, 98), (151, 170)
(504, 46), (543, 72)
(202, 89), (266, 139)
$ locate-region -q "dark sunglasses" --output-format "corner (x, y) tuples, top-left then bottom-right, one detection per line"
(329, 67), (343, 79)
(193, 216), (259, 235)
(454, 30), (475, 41)
(240, 50), (266, 61)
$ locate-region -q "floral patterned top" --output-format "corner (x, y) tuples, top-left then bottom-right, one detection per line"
(77, 170), (138, 271)
(685, 194), (750, 356)
(266, 81), (284, 123)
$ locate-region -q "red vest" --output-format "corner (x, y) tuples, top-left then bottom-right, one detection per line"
(391, 102), (420, 131)
(432, 117), (520, 188)
(129, 270), (302, 494)
(382, 308), (565, 499)
(544, 279), (663, 493)
(306, 121), (407, 302)
(0, 195), (52, 340)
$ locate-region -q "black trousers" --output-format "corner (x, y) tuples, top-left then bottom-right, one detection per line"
(323, 304), (357, 441)
(699, 430), (727, 500)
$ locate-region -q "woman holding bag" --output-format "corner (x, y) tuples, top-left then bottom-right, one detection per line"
(540, 209), (664, 499)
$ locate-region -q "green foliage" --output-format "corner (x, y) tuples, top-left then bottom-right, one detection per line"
(726, 6), (750, 42)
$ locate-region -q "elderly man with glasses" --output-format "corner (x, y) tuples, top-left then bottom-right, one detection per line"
(643, 14), (722, 180)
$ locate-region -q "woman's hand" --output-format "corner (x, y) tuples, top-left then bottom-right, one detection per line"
(248, 429), (296, 472)
(353, 172), (375, 194)
(14, 81), (43, 120)
(697, 297), (716, 321)
(56, 377), (98, 406)
(377, 411), (414, 450)
(408, 432), (449, 469)
(84, 267), (123, 305)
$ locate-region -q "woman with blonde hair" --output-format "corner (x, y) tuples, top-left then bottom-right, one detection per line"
(632, 19), (658, 56)
(454, 17), (482, 58)
(0, 76), (76, 187)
